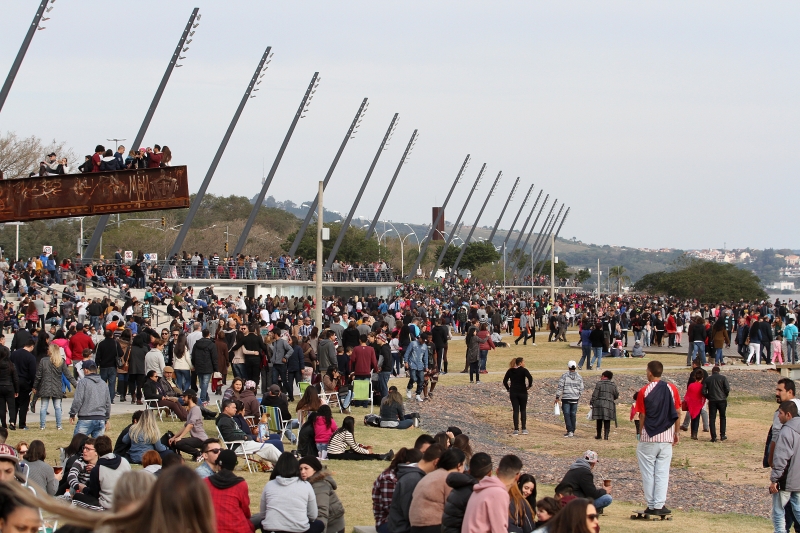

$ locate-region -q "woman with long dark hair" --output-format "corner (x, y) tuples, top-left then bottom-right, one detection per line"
(171, 331), (191, 392)
(127, 334), (149, 405)
(711, 318), (729, 367)
(328, 416), (393, 460)
(503, 357), (533, 436)
(544, 497), (599, 533)
(116, 328), (133, 403)
(465, 327), (481, 384)
(0, 341), (17, 429)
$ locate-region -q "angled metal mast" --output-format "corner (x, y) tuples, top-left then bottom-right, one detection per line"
(487, 177), (519, 243)
(288, 98), (369, 257)
(235, 72), (320, 256)
(503, 184), (533, 249)
(451, 171), (502, 272)
(365, 129), (418, 238)
(0, 0), (50, 114)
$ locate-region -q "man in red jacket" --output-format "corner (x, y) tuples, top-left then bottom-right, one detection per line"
(350, 334), (378, 408)
(69, 324), (96, 370)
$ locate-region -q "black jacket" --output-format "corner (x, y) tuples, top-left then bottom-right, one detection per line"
(296, 418), (316, 458)
(702, 373), (730, 402)
(378, 343), (393, 373)
(442, 472), (477, 533)
(11, 348), (37, 386)
(559, 459), (606, 500)
(191, 338), (219, 375)
(503, 367), (533, 395)
(95, 338), (122, 370)
(388, 464), (425, 533)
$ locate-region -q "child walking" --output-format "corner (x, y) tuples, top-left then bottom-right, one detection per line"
(772, 334), (784, 364)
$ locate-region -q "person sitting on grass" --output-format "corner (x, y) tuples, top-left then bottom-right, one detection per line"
(65, 437), (97, 498)
(557, 450), (612, 513)
(534, 496), (561, 530)
(121, 410), (167, 464)
(23, 440), (61, 495)
(299, 456), (345, 533)
(313, 405), (337, 459)
(255, 452), (324, 533)
(141, 450), (162, 475)
(327, 416), (394, 461)
(296, 384), (325, 424)
(379, 389), (418, 429)
(205, 449), (253, 533)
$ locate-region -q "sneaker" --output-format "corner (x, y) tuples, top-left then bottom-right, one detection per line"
(475, 381), (482, 384)
(531, 343), (536, 346)
(469, 381), (474, 384)
(39, 426), (45, 430)
(521, 429), (528, 435)
(57, 426), (62, 431)
(406, 389), (413, 399)
(568, 432), (574, 437)
(416, 395), (424, 402)
(643, 508), (657, 515)
(564, 432), (571, 437)
(480, 370), (488, 374)
(512, 430), (519, 436)
(428, 392), (434, 399)
(721, 435), (727, 441)
(655, 506), (671, 515)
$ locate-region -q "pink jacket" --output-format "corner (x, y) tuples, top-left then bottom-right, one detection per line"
(52, 338), (73, 365)
(313, 417), (338, 444)
(461, 475), (510, 533)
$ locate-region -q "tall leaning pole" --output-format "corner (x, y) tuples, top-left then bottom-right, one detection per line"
(510, 189), (542, 255)
(503, 184), (533, 250)
(365, 129), (418, 238)
(513, 195), (551, 277)
(234, 72), (320, 256)
(409, 154), (471, 279)
(487, 177), (519, 243)
(324, 114), (399, 270)
(84, 8), (201, 259)
(430, 164), (486, 279)
(0, 0), (50, 114)
(452, 171), (502, 272)
(167, 46), (273, 262)
(536, 206), (568, 277)
(288, 98), (369, 257)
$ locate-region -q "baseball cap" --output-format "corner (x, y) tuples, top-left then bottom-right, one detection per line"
(163, 366), (174, 373)
(215, 449), (238, 470)
(584, 450), (598, 463)
(269, 384), (281, 395)
(82, 360), (97, 371)
(0, 444), (19, 465)
(567, 360), (577, 369)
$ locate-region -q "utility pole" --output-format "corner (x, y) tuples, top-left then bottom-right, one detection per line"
(410, 154), (470, 278)
(533, 204), (564, 275)
(365, 129), (418, 238)
(0, 0), (50, 114)
(452, 171), (502, 272)
(550, 234), (555, 301)
(236, 72), (320, 256)
(168, 46), (272, 264)
(503, 184), (533, 249)
(325, 114), (398, 269)
(597, 258), (601, 296)
(487, 176), (519, 243)
(431, 164), (485, 279)
(315, 181), (323, 328)
(288, 98), (368, 257)
(84, 7), (200, 259)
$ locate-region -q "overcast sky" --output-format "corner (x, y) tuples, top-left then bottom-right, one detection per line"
(1, 1), (798, 250)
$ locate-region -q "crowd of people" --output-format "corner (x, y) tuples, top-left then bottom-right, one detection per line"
(29, 144), (171, 178)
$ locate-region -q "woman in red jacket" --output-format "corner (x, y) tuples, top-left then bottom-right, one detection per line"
(476, 322), (495, 375)
(204, 449), (254, 533)
(684, 368), (707, 441)
(665, 311), (678, 348)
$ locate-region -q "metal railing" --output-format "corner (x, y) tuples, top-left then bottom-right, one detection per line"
(153, 260), (397, 283)
(73, 273), (170, 327)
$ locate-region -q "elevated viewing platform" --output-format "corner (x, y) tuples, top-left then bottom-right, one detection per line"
(161, 277), (398, 299)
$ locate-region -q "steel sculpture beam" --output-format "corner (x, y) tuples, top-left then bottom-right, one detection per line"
(84, 7), (200, 258)
(409, 154), (470, 278)
(503, 184), (533, 249)
(235, 72), (320, 256)
(288, 98), (369, 257)
(452, 171), (502, 272)
(487, 176), (519, 243)
(167, 46), (272, 262)
(514, 195), (552, 276)
(536, 207), (570, 278)
(535, 204), (566, 277)
(0, 0), (50, 114)
(365, 129), (418, 238)
(431, 164), (485, 278)
(324, 114), (398, 269)
(510, 189), (542, 254)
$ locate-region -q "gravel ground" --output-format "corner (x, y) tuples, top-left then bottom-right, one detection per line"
(415, 368), (781, 517)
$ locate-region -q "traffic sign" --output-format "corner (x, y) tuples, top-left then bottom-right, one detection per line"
(124, 251), (133, 262)
(42, 246), (52, 255)
(143, 253), (158, 262)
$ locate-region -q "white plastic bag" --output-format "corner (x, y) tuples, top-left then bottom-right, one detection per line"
(554, 402), (561, 416)
(586, 408), (593, 420)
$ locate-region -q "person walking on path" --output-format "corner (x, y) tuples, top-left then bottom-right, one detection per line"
(476, 323), (495, 374)
(555, 361), (584, 438)
(465, 328), (481, 385)
(69, 360), (111, 438)
(770, 400), (800, 533)
(578, 322), (592, 370)
(680, 359), (709, 434)
(684, 368), (707, 440)
(503, 357), (533, 436)
(514, 310), (533, 346)
(32, 344), (77, 430)
(588, 322), (605, 371)
(590, 370), (619, 440)
(785, 318), (799, 364)
(702, 366), (730, 442)
(635, 360), (682, 516)
(405, 334), (429, 402)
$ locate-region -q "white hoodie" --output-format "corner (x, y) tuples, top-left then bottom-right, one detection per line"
(259, 476), (318, 532)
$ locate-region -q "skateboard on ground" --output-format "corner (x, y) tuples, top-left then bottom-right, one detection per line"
(631, 509), (672, 521)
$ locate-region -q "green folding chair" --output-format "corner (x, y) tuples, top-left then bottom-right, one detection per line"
(298, 381), (311, 397)
(352, 379), (373, 414)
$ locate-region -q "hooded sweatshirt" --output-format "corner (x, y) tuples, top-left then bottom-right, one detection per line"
(84, 453), (131, 509)
(558, 458), (607, 500)
(409, 467), (452, 527)
(317, 338), (337, 371)
(205, 471), (253, 533)
(259, 476), (317, 533)
(556, 370), (584, 401)
(308, 470), (345, 533)
(441, 472), (478, 533)
(771, 416), (800, 491)
(69, 373), (111, 420)
(461, 475), (510, 533)
(388, 463), (426, 533)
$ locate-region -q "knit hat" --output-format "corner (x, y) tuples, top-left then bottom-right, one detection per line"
(298, 456), (322, 473)
(215, 449), (238, 470)
(244, 380), (256, 390)
(584, 450), (598, 463)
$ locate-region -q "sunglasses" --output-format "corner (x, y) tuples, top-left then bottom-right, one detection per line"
(206, 448), (222, 454)
(161, 333), (169, 336)
(587, 514), (599, 521)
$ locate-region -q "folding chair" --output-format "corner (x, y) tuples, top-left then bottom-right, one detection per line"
(319, 387), (341, 411)
(352, 379), (373, 414)
(262, 405), (296, 443)
(216, 427), (254, 473)
(143, 399), (173, 422)
(215, 399), (223, 412)
(298, 381), (311, 397)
